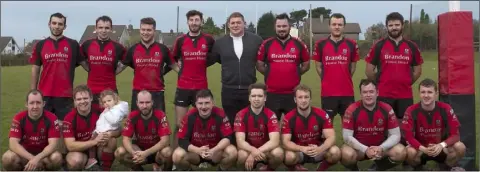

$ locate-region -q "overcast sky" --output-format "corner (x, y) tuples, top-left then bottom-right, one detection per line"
(1, 1), (478, 46)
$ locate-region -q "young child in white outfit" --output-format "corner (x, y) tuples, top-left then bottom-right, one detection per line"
(85, 89), (129, 169)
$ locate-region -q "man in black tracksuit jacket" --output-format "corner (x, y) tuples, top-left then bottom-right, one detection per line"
(209, 12), (263, 129)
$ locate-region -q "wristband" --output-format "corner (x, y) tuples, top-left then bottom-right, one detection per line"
(440, 142), (447, 148)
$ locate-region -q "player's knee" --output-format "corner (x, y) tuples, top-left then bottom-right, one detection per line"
(66, 156), (84, 170)
(390, 144), (406, 161)
(114, 147), (126, 159)
(172, 148), (187, 163)
(224, 145), (237, 160)
(340, 147), (356, 163)
(161, 147), (173, 159)
(327, 146), (342, 162)
(452, 142), (466, 155)
(270, 147), (284, 161)
(237, 149), (249, 164)
(283, 151), (297, 165)
(406, 147), (418, 159)
(49, 151), (63, 164)
(2, 151), (19, 170)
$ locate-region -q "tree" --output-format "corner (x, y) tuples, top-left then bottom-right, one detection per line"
(257, 11), (276, 39)
(420, 9), (431, 24)
(221, 23), (229, 34)
(364, 22), (387, 41)
(290, 9), (307, 28)
(202, 17), (222, 35)
(308, 7), (332, 18)
(247, 22), (256, 33)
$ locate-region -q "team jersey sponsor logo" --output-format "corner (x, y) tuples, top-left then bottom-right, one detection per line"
(183, 51), (207, 60)
(135, 58), (161, 67)
(44, 52), (69, 62)
(357, 126), (385, 132)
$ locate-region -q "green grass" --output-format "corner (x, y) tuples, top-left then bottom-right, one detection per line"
(1, 51), (479, 170)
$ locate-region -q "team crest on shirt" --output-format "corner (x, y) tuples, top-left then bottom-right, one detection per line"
(290, 48), (295, 53)
(40, 128), (45, 133)
(201, 44), (206, 50)
(342, 48), (347, 55)
(108, 50), (112, 56)
(155, 52), (160, 57)
(151, 128), (156, 134)
(64, 47), (69, 53)
(404, 49), (409, 55)
(313, 125), (318, 131)
(211, 125), (216, 131)
(378, 119), (383, 125)
(54, 119), (62, 130)
(436, 120), (441, 126)
(259, 124), (264, 130)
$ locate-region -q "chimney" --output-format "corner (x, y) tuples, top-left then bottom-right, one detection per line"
(320, 14), (323, 23)
(170, 29), (174, 35)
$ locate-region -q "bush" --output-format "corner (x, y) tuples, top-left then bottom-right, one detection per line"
(1, 53), (29, 66)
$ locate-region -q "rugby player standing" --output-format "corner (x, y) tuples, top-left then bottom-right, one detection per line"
(312, 13), (359, 121)
(2, 90), (63, 171)
(169, 10), (215, 150)
(117, 17), (180, 111)
(282, 84), (341, 171)
(402, 78), (465, 171)
(365, 12), (423, 122)
(340, 79), (406, 170)
(256, 13), (310, 119)
(234, 83), (284, 171)
(172, 89), (237, 171)
(80, 15), (126, 112)
(30, 13), (89, 121)
(62, 85), (119, 170)
(114, 90), (173, 171)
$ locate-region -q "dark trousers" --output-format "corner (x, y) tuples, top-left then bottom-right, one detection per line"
(43, 96), (73, 120)
(221, 87), (249, 146)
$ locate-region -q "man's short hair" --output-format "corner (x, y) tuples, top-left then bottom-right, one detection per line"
(294, 84), (312, 97)
(72, 84), (92, 99)
(96, 15), (113, 27)
(49, 12), (67, 25)
(419, 78), (438, 92)
(227, 12), (245, 23)
(26, 89), (43, 102)
(195, 89), (214, 102)
(329, 13), (346, 25)
(137, 90), (153, 101)
(186, 10), (203, 20)
(385, 12), (404, 26)
(248, 83), (267, 95)
(140, 17), (156, 29)
(359, 79), (377, 91)
(275, 13), (290, 24)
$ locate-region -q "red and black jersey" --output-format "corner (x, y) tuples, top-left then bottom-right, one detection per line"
(122, 110), (171, 149)
(122, 42), (175, 91)
(257, 37), (310, 94)
(401, 101), (460, 150)
(364, 38), (424, 99)
(80, 39), (126, 94)
(281, 107), (333, 146)
(177, 107), (234, 150)
(9, 110), (61, 154)
(29, 37), (85, 97)
(312, 37), (360, 97)
(62, 109), (100, 141)
(234, 106), (280, 148)
(171, 33), (215, 90)
(343, 101), (398, 147)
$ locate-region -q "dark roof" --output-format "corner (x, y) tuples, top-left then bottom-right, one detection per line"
(306, 18), (361, 34)
(24, 39), (42, 54)
(128, 29), (163, 44)
(160, 32), (183, 48)
(0, 36), (14, 52)
(79, 25), (127, 44)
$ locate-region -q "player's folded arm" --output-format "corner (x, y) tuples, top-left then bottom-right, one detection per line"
(8, 138), (35, 160)
(144, 135), (170, 156)
(281, 134), (302, 152)
(342, 129), (368, 153)
(400, 114), (422, 150)
(321, 128), (336, 148)
(64, 137), (96, 152)
(35, 138), (59, 160)
(379, 127), (401, 151)
(122, 136), (137, 155)
(235, 132), (255, 153)
(258, 132), (280, 153)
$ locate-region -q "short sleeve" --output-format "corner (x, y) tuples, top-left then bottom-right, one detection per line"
(364, 42), (379, 65)
(158, 113), (171, 137)
(281, 115), (292, 134)
(220, 115), (233, 137)
(233, 112), (246, 132)
(401, 107), (422, 149)
(322, 113), (333, 129)
(312, 40), (322, 62)
(351, 40), (360, 62)
(122, 46), (135, 67)
(410, 42), (424, 66)
(342, 105), (355, 130)
(256, 40), (268, 62)
(47, 116), (61, 138)
(446, 107), (460, 134)
(9, 114), (23, 139)
(121, 113), (135, 137)
(62, 114), (75, 138)
(177, 112), (191, 139)
(267, 114), (280, 133)
(299, 41), (310, 62)
(73, 40), (86, 65)
(386, 107), (399, 129)
(171, 37), (183, 61)
(29, 41), (43, 66)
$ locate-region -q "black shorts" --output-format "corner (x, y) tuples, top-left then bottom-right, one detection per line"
(420, 151), (448, 165)
(377, 97), (413, 119)
(321, 96), (355, 117)
(43, 96), (73, 120)
(174, 88), (200, 107)
(265, 92), (296, 119)
(131, 90), (165, 111)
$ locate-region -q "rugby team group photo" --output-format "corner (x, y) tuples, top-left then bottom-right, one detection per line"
(2, 8), (468, 171)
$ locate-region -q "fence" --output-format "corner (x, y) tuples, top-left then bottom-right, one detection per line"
(0, 54), (30, 66)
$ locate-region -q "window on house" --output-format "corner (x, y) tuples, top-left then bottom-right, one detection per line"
(7, 43), (11, 47)
(12, 46), (15, 51)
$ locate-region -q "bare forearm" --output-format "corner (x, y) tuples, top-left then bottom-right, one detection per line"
(169, 64), (180, 73)
(413, 70), (421, 83)
(365, 70), (376, 80)
(145, 139), (169, 156)
(238, 140), (256, 153)
(318, 136), (335, 153)
(350, 64), (356, 76)
(35, 143), (57, 160)
(187, 144), (200, 153)
(258, 140), (279, 153)
(256, 64), (266, 75)
(80, 61), (90, 72)
(115, 63), (127, 75)
(212, 138), (230, 152)
(31, 66), (40, 89)
(10, 143), (35, 160)
(66, 140), (97, 152)
(315, 66), (322, 77)
(300, 64), (310, 75)
(123, 138), (135, 155)
(283, 141), (303, 152)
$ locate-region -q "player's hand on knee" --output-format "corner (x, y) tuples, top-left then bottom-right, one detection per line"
(24, 156), (41, 171)
(366, 147), (377, 159)
(245, 155), (255, 171)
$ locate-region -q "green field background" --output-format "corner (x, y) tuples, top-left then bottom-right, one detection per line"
(1, 52), (478, 170)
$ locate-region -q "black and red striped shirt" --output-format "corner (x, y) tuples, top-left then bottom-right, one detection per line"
(62, 109), (100, 141)
(29, 37), (85, 97)
(122, 42), (175, 91)
(81, 39), (126, 94)
(171, 33), (215, 90)
(257, 37), (310, 94)
(234, 107), (280, 148)
(312, 37), (360, 97)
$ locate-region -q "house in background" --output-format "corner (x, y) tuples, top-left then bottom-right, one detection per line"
(127, 24), (183, 49)
(301, 15), (362, 41)
(79, 25), (130, 46)
(0, 36), (21, 55)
